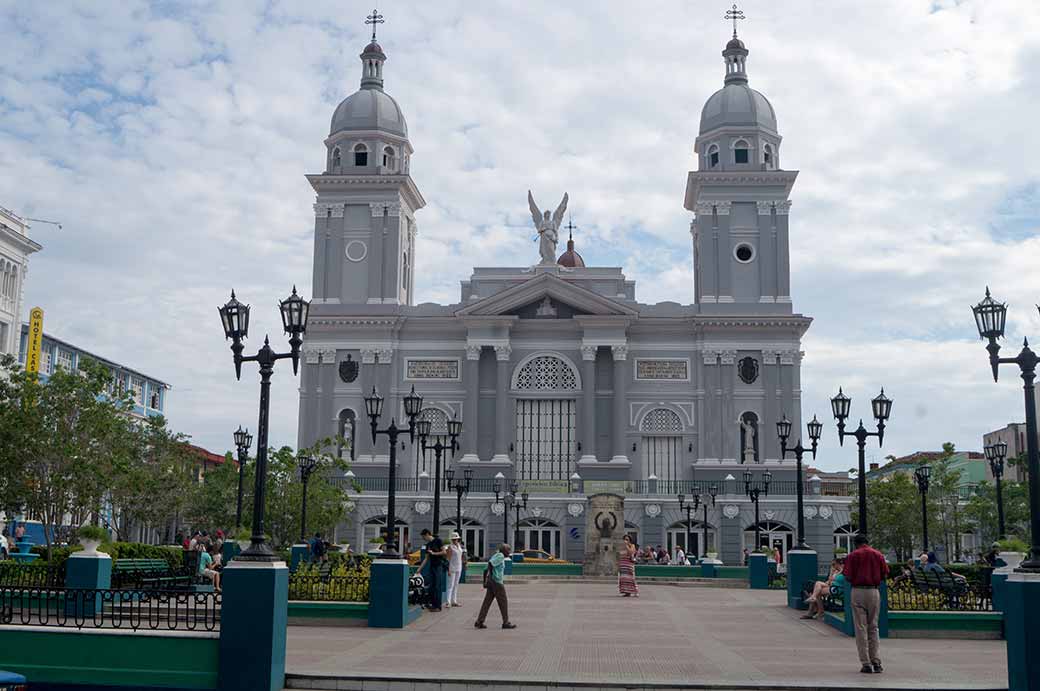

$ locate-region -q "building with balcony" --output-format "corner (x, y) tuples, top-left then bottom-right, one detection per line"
(299, 24), (855, 565)
(0, 206), (42, 357)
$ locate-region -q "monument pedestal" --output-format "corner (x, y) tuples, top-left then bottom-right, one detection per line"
(582, 494), (624, 577)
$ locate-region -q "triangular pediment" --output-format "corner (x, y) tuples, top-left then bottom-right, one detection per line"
(455, 273), (639, 318)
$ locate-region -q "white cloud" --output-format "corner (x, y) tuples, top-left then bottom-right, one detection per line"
(1, 1), (1039, 470)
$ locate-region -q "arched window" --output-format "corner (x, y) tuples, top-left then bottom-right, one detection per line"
(763, 143), (774, 168)
(442, 517), (486, 559)
(338, 409), (357, 461)
(668, 520), (717, 558)
(708, 144), (720, 168)
(641, 408), (683, 485)
(363, 515), (409, 552)
(641, 408), (682, 433)
(382, 146), (396, 171)
(734, 139), (750, 164)
(834, 524), (855, 554)
(743, 521), (793, 561)
(331, 147), (341, 170)
(516, 518), (562, 557)
(513, 355), (578, 391)
(415, 407), (449, 473)
(353, 143), (368, 166)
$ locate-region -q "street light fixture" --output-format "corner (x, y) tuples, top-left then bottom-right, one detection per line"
(913, 464), (931, 553)
(831, 387), (892, 536)
(777, 413), (823, 550)
(232, 426), (253, 529)
(364, 385), (423, 557)
(677, 493), (700, 561)
(984, 441), (1008, 540)
(445, 466), (474, 545)
(219, 287), (309, 562)
(297, 454), (319, 543)
(972, 288), (1040, 571)
(416, 415), (463, 535)
(743, 468), (772, 551)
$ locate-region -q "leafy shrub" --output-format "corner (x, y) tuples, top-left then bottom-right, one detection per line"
(75, 525), (109, 542)
(998, 537), (1029, 553)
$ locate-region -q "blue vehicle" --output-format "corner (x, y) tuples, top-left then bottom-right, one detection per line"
(0, 669), (26, 690)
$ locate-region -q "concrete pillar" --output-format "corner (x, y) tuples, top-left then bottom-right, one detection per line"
(290, 544), (309, 572)
(460, 345), (482, 463)
(1003, 573), (1040, 691)
(218, 561), (289, 691)
(580, 346), (597, 463)
(749, 553), (768, 589)
(492, 345), (512, 463)
(611, 344), (629, 463)
(786, 549), (817, 609)
(65, 551), (112, 618)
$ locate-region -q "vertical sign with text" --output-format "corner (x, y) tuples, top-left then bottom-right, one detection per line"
(26, 307), (44, 374)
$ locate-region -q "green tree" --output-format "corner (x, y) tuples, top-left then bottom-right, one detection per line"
(928, 443), (964, 559)
(259, 445), (351, 549)
(184, 452), (245, 532)
(853, 473), (920, 561)
(963, 480), (1031, 546)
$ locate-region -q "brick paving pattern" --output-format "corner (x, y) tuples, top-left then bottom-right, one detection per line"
(286, 581), (1007, 689)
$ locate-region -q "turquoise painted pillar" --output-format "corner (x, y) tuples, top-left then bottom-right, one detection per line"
(835, 580), (888, 638)
(700, 560), (718, 578)
(290, 544), (309, 572)
(218, 561), (289, 691)
(748, 553), (768, 589)
(993, 572), (1009, 614)
(786, 549), (818, 609)
(1004, 573), (1040, 691)
(504, 557), (514, 576)
(64, 551), (112, 618)
(222, 541), (241, 565)
(368, 559), (412, 628)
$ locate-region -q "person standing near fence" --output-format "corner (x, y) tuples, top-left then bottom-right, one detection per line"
(445, 532), (465, 607)
(842, 534), (889, 674)
(417, 529), (446, 612)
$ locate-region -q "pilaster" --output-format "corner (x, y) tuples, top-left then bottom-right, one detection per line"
(580, 345), (598, 464)
(611, 344), (629, 463)
(460, 345), (482, 463)
(492, 344), (512, 463)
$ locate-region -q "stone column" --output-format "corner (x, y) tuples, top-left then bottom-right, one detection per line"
(761, 349), (778, 462)
(356, 348), (378, 462)
(318, 347), (337, 444)
(611, 344), (629, 463)
(580, 345), (598, 463)
(492, 345), (512, 463)
(459, 345), (482, 463)
(721, 350), (737, 462)
(375, 347), (393, 464)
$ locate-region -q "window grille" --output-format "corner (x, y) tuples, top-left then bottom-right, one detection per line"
(514, 356), (577, 391)
(640, 408), (682, 433)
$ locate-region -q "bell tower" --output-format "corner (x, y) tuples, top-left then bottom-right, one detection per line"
(307, 18), (424, 306)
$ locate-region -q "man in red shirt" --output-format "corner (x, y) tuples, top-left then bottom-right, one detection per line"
(842, 534), (889, 673)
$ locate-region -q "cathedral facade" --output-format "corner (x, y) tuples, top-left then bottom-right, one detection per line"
(297, 27), (852, 565)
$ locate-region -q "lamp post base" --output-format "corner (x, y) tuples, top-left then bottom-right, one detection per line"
(786, 549), (818, 609)
(1003, 573), (1040, 691)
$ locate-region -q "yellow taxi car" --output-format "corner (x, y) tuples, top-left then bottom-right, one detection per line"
(516, 549), (570, 564)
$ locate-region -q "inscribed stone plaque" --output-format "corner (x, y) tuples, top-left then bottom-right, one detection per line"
(635, 359), (688, 380)
(405, 359), (459, 380)
(583, 480), (629, 495)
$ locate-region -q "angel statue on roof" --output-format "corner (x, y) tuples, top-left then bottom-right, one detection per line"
(528, 190), (569, 265)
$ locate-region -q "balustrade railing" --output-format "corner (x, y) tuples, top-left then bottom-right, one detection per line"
(287, 573), (369, 602)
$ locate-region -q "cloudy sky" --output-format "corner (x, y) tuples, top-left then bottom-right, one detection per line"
(2, 0), (1039, 472)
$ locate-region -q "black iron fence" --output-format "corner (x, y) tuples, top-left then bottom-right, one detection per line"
(287, 573), (368, 602)
(886, 578), (992, 612)
(0, 587), (221, 631)
(0, 562), (65, 588)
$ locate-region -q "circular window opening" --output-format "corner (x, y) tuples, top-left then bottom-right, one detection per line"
(734, 243), (755, 263)
(345, 240), (368, 263)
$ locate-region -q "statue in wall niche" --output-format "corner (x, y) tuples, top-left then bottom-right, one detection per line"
(595, 511), (618, 539)
(741, 416), (757, 463)
(528, 190), (568, 265)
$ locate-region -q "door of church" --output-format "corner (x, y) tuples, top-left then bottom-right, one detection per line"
(515, 399), (576, 480)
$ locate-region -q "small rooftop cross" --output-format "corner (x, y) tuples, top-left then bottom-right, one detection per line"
(365, 8), (384, 42)
(565, 217), (577, 241)
(725, 4), (745, 39)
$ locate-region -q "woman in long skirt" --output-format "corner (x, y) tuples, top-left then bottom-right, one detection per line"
(619, 534), (639, 597)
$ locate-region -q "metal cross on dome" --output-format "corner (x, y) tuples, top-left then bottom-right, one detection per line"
(565, 216), (577, 241)
(365, 8), (384, 42)
(725, 4), (746, 38)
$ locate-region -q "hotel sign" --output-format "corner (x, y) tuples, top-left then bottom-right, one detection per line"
(25, 307), (44, 375)
(404, 358), (460, 380)
(635, 358), (689, 381)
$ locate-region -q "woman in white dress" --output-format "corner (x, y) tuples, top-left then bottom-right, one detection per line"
(446, 532), (466, 607)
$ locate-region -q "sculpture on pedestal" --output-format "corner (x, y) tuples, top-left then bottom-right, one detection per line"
(528, 190), (569, 265)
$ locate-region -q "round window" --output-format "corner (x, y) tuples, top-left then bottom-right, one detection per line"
(734, 243), (755, 263)
(345, 240), (368, 262)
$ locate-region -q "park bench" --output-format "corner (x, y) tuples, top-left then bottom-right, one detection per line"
(801, 579), (844, 612)
(112, 558), (193, 590)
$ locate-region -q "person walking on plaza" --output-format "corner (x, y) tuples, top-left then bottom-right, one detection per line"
(446, 532), (465, 607)
(417, 529), (447, 612)
(618, 534), (639, 597)
(474, 544), (515, 629)
(843, 534), (889, 674)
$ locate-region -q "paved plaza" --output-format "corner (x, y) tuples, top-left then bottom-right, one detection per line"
(285, 582), (1007, 690)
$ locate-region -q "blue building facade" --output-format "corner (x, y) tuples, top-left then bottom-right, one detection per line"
(18, 325), (169, 419)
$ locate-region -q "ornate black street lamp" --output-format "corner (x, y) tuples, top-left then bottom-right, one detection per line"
(984, 440), (1008, 540)
(777, 414), (823, 550)
(913, 464), (931, 553)
(233, 426), (252, 529)
(972, 288), (1040, 571)
(364, 385), (423, 557)
(219, 287), (309, 561)
(831, 387), (892, 536)
(297, 453), (318, 543)
(508, 484), (529, 548)
(678, 493), (700, 559)
(445, 466), (474, 543)
(416, 416), (463, 535)
(703, 484), (718, 559)
(743, 468), (772, 551)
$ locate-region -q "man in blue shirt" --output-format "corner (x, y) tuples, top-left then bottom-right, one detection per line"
(474, 543), (515, 629)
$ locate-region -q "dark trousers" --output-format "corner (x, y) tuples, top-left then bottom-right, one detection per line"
(427, 565), (443, 609)
(476, 580), (509, 624)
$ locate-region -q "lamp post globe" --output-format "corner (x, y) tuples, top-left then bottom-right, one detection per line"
(831, 387), (891, 536)
(984, 442), (1008, 540)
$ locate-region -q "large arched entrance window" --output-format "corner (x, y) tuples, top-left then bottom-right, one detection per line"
(834, 523), (855, 554)
(362, 516), (410, 553)
(441, 517), (486, 560)
(743, 521), (792, 562)
(414, 407), (449, 474)
(338, 409), (357, 461)
(667, 520), (717, 558)
(641, 409), (683, 484)
(512, 355), (579, 480)
(624, 521), (640, 548)
(515, 518), (562, 558)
